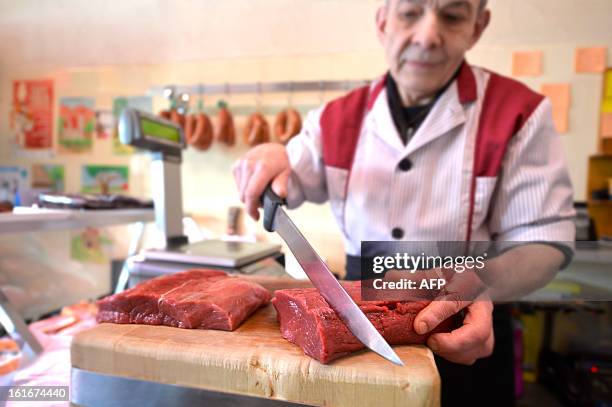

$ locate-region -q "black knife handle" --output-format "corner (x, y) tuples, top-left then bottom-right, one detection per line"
(262, 184), (285, 232)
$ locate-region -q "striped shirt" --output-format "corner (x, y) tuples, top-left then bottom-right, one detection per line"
(285, 63), (576, 259)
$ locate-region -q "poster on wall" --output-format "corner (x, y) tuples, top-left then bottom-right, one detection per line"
(58, 97), (96, 154)
(70, 227), (113, 264)
(112, 96), (152, 155)
(81, 165), (128, 195)
(0, 166), (29, 205)
(10, 80), (54, 150)
(601, 69), (612, 138)
(31, 164), (65, 192)
(603, 70), (612, 114)
(95, 109), (115, 140)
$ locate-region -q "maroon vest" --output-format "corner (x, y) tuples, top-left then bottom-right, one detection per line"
(318, 63), (544, 241)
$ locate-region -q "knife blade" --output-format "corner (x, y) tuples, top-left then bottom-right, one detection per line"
(262, 186), (404, 366)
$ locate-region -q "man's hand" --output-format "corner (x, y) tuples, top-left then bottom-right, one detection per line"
(414, 297), (494, 365)
(232, 143), (291, 220)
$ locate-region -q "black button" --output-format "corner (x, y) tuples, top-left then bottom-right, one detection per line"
(398, 158), (412, 172)
(392, 227), (404, 239)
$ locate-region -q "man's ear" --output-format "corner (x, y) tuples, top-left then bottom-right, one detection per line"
(375, 5), (389, 44)
(469, 9), (490, 49)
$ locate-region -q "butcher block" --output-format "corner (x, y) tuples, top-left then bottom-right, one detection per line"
(71, 277), (441, 407)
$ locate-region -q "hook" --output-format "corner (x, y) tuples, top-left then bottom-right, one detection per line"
(163, 85), (176, 110)
(288, 82), (294, 108)
(318, 81), (325, 104)
(218, 82), (230, 110)
(197, 84), (205, 112)
(256, 82), (263, 112)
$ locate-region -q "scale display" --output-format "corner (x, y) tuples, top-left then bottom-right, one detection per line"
(140, 117), (181, 144)
(119, 108), (185, 153)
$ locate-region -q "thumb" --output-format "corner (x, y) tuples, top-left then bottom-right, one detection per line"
(271, 169), (290, 198)
(413, 296), (466, 335)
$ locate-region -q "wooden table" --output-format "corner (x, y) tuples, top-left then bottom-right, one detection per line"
(71, 278), (441, 407)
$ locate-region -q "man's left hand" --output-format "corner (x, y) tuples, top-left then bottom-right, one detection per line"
(413, 298), (494, 365)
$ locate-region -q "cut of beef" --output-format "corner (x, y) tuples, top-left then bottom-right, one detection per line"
(272, 282), (455, 363)
(97, 269), (271, 331)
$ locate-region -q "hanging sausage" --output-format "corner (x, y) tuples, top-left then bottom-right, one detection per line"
(274, 108), (302, 144)
(215, 106), (236, 146)
(159, 110), (172, 121)
(184, 114), (195, 144)
(243, 112), (270, 146)
(187, 113), (213, 151)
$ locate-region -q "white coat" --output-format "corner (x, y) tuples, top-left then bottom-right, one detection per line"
(285, 63), (575, 260)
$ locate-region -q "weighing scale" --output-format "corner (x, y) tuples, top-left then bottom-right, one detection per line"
(116, 108), (284, 289)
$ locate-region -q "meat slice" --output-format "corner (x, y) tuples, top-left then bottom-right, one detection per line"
(97, 269), (270, 331)
(159, 277), (272, 330)
(272, 282), (455, 363)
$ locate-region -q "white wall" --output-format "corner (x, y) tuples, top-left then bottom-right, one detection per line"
(1, 0), (611, 271)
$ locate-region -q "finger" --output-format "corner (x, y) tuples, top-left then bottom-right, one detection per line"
(271, 169), (290, 198)
(413, 294), (469, 335)
(443, 269), (488, 302)
(244, 163), (273, 221)
(428, 329), (493, 365)
(232, 160), (243, 197)
(239, 160), (256, 204)
(427, 302), (494, 364)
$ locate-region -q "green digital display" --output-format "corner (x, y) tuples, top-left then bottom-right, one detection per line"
(140, 117), (180, 144)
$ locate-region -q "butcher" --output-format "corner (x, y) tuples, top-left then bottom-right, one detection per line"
(233, 0), (575, 404)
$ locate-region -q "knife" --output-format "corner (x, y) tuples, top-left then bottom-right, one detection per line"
(262, 186), (404, 366)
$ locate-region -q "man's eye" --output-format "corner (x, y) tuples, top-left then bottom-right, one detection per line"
(403, 11), (422, 20)
(398, 6), (423, 20)
(441, 13), (466, 23)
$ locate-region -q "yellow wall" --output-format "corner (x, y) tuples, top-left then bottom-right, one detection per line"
(1, 0), (611, 267)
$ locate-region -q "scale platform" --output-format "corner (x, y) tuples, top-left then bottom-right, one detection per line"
(142, 239), (282, 268)
(121, 239), (286, 288)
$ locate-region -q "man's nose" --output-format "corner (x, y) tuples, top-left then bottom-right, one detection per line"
(412, 12), (443, 49)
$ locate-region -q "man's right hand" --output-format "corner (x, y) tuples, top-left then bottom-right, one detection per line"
(232, 143), (292, 221)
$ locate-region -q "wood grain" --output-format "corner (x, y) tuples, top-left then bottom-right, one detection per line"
(71, 279), (440, 407)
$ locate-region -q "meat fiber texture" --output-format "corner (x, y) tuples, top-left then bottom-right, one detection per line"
(97, 269), (271, 331)
(272, 282), (455, 363)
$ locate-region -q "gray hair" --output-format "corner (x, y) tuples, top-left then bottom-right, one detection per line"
(384, 0), (489, 12)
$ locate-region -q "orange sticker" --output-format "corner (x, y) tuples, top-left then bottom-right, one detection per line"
(541, 83), (571, 108)
(575, 47), (607, 74)
(512, 51), (542, 77)
(551, 106), (569, 134)
(602, 112), (612, 138)
(541, 84), (571, 134)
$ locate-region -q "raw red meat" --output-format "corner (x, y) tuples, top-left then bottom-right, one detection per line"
(272, 282), (455, 363)
(97, 269), (271, 331)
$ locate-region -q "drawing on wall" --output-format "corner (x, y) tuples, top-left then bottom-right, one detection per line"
(58, 97), (96, 153)
(112, 96), (152, 155)
(31, 164), (65, 192)
(70, 227), (113, 264)
(95, 109), (115, 140)
(10, 80), (54, 150)
(601, 70), (612, 138)
(81, 165), (128, 195)
(0, 166), (28, 205)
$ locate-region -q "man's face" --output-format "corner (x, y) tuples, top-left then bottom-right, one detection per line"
(377, 0), (490, 103)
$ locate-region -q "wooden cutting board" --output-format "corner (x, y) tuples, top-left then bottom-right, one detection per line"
(71, 278), (440, 407)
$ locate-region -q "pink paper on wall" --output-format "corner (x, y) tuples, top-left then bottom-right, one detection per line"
(541, 83), (571, 108)
(512, 51), (542, 77)
(602, 112), (612, 139)
(575, 47), (607, 74)
(541, 83), (571, 134)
